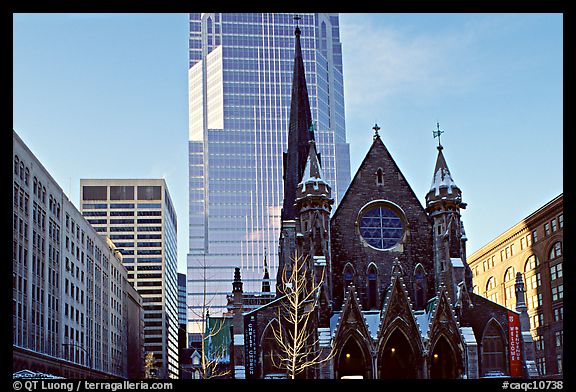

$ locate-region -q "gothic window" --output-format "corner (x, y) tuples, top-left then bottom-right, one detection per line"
(367, 264), (377, 310)
(343, 264), (354, 290)
(376, 168), (384, 185)
(414, 265), (426, 309)
(14, 155), (20, 176)
(481, 321), (508, 376)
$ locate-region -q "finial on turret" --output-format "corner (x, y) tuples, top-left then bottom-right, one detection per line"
(433, 122), (444, 150)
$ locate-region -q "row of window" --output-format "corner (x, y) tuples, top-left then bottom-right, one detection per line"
(82, 203), (162, 209)
(483, 260), (561, 292)
(475, 239), (562, 278)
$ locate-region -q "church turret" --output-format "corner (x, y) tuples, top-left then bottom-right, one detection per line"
(425, 124), (471, 302)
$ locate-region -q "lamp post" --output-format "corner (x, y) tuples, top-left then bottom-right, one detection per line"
(62, 343), (92, 379)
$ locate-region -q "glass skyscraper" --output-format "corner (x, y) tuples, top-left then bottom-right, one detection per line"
(187, 13), (350, 327)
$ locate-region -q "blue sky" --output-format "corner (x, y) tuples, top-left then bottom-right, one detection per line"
(13, 13), (563, 273)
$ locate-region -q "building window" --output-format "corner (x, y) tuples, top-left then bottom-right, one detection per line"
(553, 307), (563, 321)
(535, 336), (545, 351)
(551, 219), (557, 233)
(376, 168), (384, 185)
(557, 355), (563, 375)
(486, 277), (496, 291)
(414, 265), (426, 310)
(551, 285), (563, 301)
(532, 229), (538, 243)
(524, 255), (539, 272)
(550, 263), (562, 281)
(526, 233), (533, 247)
(555, 330), (563, 348)
(536, 357), (546, 376)
(558, 214), (563, 229)
(549, 242), (562, 260)
(544, 223), (550, 237)
(343, 264), (354, 289)
(358, 204), (404, 250)
(504, 267), (515, 282)
(367, 265), (377, 310)
(520, 237), (525, 250)
(529, 273), (541, 290)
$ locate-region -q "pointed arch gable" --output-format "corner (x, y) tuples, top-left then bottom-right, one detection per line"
(426, 289), (465, 376)
(377, 276), (423, 355)
(332, 286), (373, 353)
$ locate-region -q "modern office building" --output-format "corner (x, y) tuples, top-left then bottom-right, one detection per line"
(12, 130), (141, 379)
(177, 272), (188, 378)
(468, 194), (563, 378)
(79, 179), (179, 379)
(187, 12), (351, 326)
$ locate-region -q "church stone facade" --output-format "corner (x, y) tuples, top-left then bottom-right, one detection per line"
(227, 25), (537, 380)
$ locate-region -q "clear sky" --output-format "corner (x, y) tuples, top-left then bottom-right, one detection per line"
(13, 13), (563, 274)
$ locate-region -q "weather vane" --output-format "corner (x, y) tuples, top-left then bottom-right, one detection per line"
(372, 123), (381, 140)
(433, 122), (444, 148)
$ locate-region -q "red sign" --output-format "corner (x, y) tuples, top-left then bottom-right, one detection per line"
(507, 311), (523, 377)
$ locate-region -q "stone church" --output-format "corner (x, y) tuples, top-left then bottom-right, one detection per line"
(227, 24), (538, 380)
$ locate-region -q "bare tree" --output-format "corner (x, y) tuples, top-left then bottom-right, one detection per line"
(270, 251), (335, 379)
(188, 256), (232, 379)
(144, 352), (157, 379)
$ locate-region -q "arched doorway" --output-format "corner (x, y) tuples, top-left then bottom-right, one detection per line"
(379, 329), (417, 378)
(336, 336), (370, 379)
(481, 320), (508, 377)
(430, 335), (458, 379)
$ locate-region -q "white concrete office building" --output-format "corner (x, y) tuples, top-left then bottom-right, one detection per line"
(79, 179), (179, 379)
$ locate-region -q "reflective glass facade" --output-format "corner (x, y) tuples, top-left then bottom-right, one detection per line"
(187, 13), (350, 325)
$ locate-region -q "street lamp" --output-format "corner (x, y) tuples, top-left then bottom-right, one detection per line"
(62, 343), (92, 379)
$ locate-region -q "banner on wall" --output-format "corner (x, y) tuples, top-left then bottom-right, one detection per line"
(507, 311), (523, 377)
(244, 313), (259, 379)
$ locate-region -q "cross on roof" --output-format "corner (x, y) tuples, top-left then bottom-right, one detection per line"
(373, 123), (381, 139)
(433, 122), (444, 148)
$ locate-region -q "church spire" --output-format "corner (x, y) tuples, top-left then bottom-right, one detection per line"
(282, 17), (314, 221)
(262, 250), (271, 293)
(426, 124), (461, 203)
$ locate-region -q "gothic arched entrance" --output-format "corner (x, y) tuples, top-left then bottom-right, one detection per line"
(379, 329), (417, 378)
(336, 336), (371, 379)
(430, 335), (458, 379)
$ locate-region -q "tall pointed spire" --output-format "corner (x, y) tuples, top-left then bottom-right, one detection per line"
(262, 250), (271, 293)
(282, 20), (314, 220)
(426, 127), (460, 202)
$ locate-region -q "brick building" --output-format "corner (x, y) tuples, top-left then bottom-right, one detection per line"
(227, 25), (539, 380)
(468, 194), (563, 378)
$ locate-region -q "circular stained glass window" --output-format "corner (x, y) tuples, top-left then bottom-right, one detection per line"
(359, 205), (404, 250)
